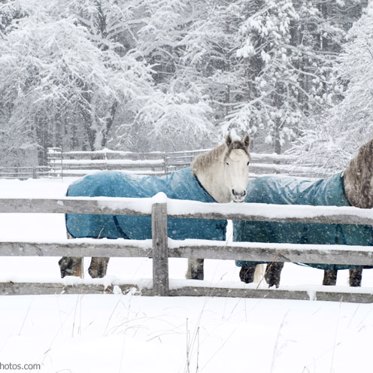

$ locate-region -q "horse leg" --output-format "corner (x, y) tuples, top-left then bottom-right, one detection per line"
(88, 257), (110, 278)
(264, 262), (284, 288)
(253, 264), (266, 283)
(58, 232), (85, 278)
(239, 265), (256, 283)
(349, 267), (363, 287)
(58, 257), (84, 278)
(323, 269), (337, 285)
(186, 258), (204, 280)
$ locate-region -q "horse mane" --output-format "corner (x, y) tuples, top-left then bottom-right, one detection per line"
(191, 144), (226, 173)
(191, 139), (250, 174)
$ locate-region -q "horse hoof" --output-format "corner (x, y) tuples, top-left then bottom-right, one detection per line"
(190, 269), (204, 280)
(88, 269), (103, 278)
(58, 257), (72, 278)
(322, 269), (337, 286)
(264, 271), (280, 288)
(349, 268), (362, 287)
(239, 266), (255, 283)
(88, 263), (107, 278)
(88, 266), (104, 278)
(58, 257), (82, 278)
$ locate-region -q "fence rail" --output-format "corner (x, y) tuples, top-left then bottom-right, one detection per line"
(47, 147), (329, 178)
(0, 166), (50, 179)
(1, 195), (373, 302)
(0, 148), (327, 179)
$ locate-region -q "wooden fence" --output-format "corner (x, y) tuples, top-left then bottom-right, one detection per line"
(0, 148), (328, 179)
(0, 166), (51, 179)
(47, 147), (329, 178)
(1, 195), (373, 302)
(47, 147), (206, 177)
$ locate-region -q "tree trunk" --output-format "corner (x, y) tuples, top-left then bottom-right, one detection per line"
(274, 121), (281, 155)
(101, 100), (118, 148)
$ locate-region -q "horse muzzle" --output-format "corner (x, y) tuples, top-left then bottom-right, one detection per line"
(232, 189), (247, 203)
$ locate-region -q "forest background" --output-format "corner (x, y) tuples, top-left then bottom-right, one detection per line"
(0, 0), (372, 172)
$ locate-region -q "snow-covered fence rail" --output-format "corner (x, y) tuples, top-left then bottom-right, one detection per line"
(0, 166), (50, 179)
(0, 149), (325, 179)
(47, 148), (210, 177)
(47, 148), (328, 178)
(1, 196), (373, 302)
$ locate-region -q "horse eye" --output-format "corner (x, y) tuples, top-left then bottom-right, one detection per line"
(247, 161), (250, 166)
(226, 161), (230, 166)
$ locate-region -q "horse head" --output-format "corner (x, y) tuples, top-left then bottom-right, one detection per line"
(192, 133), (250, 203)
(223, 133), (251, 202)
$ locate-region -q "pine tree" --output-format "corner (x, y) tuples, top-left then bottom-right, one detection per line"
(290, 0), (370, 171)
(224, 0), (305, 153)
(181, 1), (245, 123)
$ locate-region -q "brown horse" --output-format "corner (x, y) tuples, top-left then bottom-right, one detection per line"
(239, 138), (373, 288)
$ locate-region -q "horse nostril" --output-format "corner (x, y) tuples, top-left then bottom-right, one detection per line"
(232, 189), (246, 198)
(232, 189), (240, 196)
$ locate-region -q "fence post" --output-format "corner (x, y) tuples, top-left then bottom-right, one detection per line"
(163, 152), (168, 174)
(151, 196), (169, 296)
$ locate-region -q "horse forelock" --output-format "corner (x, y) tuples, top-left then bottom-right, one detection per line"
(225, 140), (250, 160)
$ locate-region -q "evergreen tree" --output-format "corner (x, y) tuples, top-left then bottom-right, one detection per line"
(181, 1), (245, 124)
(117, 0), (216, 151)
(0, 0), (370, 166)
(291, 0), (370, 171)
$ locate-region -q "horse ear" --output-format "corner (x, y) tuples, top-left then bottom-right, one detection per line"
(242, 134), (250, 148)
(226, 133), (232, 147)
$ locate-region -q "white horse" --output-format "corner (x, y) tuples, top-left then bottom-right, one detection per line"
(59, 133), (251, 278)
(186, 133), (251, 280)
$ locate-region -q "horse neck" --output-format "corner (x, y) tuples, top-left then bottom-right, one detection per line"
(193, 161), (231, 203)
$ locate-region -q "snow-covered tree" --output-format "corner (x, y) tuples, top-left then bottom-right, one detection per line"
(136, 0), (194, 83)
(111, 78), (214, 151)
(181, 1), (245, 123)
(290, 0), (371, 172)
(0, 0), (370, 166)
(334, 1), (373, 140)
(0, 7), (157, 164)
(118, 0), (217, 151)
(0, 0), (217, 163)
(222, 0), (304, 153)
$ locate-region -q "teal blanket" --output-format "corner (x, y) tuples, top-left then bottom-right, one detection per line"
(234, 173), (373, 270)
(66, 168), (227, 241)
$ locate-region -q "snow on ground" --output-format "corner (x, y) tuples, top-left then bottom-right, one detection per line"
(0, 177), (373, 372)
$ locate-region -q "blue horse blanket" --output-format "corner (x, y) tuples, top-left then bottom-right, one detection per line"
(66, 168), (227, 241)
(234, 173), (373, 270)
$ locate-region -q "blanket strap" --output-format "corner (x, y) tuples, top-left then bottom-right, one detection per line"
(113, 216), (129, 239)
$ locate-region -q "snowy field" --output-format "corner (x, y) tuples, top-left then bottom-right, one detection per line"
(0, 177), (373, 372)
